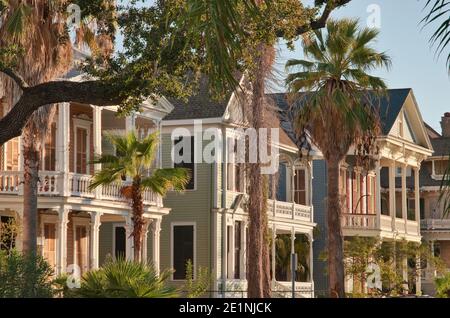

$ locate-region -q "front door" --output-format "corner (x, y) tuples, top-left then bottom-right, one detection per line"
(74, 225), (89, 273)
(114, 226), (126, 260)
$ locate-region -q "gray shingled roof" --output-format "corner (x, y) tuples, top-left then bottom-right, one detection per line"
(430, 137), (450, 157)
(164, 76), (232, 120)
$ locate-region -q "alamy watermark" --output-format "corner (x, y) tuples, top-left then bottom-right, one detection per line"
(171, 120), (279, 175)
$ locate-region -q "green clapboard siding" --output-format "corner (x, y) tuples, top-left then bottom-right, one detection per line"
(159, 134), (213, 280)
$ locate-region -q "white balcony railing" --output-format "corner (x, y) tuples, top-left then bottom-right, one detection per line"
(421, 219), (450, 230)
(225, 191), (313, 223)
(0, 170), (162, 206)
(341, 213), (377, 229)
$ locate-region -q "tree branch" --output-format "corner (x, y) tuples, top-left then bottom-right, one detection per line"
(0, 80), (125, 145)
(0, 66), (29, 90)
(276, 0), (352, 37)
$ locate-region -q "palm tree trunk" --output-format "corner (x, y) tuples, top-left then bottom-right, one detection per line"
(131, 181), (144, 262)
(247, 43), (274, 298)
(22, 128), (39, 256)
(326, 157), (345, 297)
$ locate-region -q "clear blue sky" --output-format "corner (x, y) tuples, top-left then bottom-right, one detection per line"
(274, 0), (450, 132)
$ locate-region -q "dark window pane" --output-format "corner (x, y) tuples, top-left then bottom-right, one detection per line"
(173, 225), (194, 280)
(234, 221), (241, 279)
(115, 227), (126, 260)
(174, 137), (195, 190)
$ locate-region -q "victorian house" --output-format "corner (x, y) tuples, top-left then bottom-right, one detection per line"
(0, 51), (174, 276)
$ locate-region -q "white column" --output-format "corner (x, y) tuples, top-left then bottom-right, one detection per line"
(362, 173), (367, 214)
(142, 220), (150, 263)
(227, 222), (235, 279)
(375, 160), (382, 228)
(414, 166), (421, 235)
(389, 161), (396, 230)
(89, 212), (102, 269)
(308, 233), (314, 283)
(57, 207), (69, 275)
(402, 256), (409, 292)
(240, 221), (247, 279)
(92, 106), (102, 199)
(124, 215), (134, 261)
(416, 253), (422, 296)
(151, 218), (161, 274)
(57, 103), (70, 196)
(271, 225), (276, 282)
(125, 113), (136, 133)
(401, 164), (408, 234)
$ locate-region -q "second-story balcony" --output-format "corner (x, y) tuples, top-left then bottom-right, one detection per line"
(0, 170), (163, 207)
(421, 219), (450, 231)
(225, 191), (313, 224)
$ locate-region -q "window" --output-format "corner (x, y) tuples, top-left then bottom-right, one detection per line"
(407, 198), (416, 221)
(5, 138), (19, 171)
(174, 137), (195, 190)
(434, 159), (449, 176)
(420, 198), (425, 220)
(352, 172), (358, 214)
(74, 225), (89, 274)
(395, 166), (412, 178)
(75, 128), (88, 174)
(293, 169), (306, 205)
(234, 221), (241, 279)
(172, 224), (194, 280)
(114, 226), (126, 259)
(42, 123), (57, 171)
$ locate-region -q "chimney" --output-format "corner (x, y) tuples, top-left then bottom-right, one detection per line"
(442, 112), (450, 137)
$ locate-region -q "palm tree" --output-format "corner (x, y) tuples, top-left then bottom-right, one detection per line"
(286, 19), (391, 297)
(89, 131), (190, 261)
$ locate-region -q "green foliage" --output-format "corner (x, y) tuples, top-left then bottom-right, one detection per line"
(422, 0), (450, 70)
(89, 131), (190, 195)
(435, 272), (450, 298)
(0, 217), (19, 251)
(183, 260), (211, 298)
(0, 250), (54, 298)
(65, 259), (178, 298)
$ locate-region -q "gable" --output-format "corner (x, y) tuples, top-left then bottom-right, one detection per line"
(387, 90), (433, 151)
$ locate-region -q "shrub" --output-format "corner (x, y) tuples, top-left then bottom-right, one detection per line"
(0, 250), (54, 298)
(65, 259), (178, 298)
(435, 273), (450, 298)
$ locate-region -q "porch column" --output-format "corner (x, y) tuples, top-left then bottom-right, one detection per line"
(308, 232), (314, 284)
(89, 211), (102, 269)
(151, 218), (161, 274)
(389, 161), (396, 230)
(124, 215), (134, 261)
(414, 166), (421, 235)
(142, 219), (150, 263)
(401, 164), (408, 234)
(416, 253), (422, 296)
(227, 221), (235, 279)
(57, 207), (69, 275)
(402, 256), (409, 293)
(271, 225), (276, 282)
(125, 113), (136, 133)
(375, 160), (382, 228)
(57, 103), (70, 196)
(240, 220), (247, 279)
(92, 106), (102, 199)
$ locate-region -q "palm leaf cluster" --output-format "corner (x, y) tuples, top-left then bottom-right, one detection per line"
(67, 258), (177, 298)
(286, 18), (391, 162)
(90, 131), (190, 196)
(422, 0), (450, 70)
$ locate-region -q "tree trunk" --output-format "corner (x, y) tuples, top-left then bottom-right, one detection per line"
(326, 157), (345, 297)
(131, 181), (144, 262)
(247, 43), (274, 298)
(22, 128), (39, 256)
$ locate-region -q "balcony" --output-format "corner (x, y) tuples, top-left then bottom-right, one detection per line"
(225, 191), (313, 224)
(0, 170), (162, 206)
(341, 213), (420, 240)
(421, 219), (450, 231)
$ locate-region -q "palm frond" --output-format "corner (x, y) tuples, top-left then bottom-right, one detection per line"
(141, 168), (190, 196)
